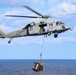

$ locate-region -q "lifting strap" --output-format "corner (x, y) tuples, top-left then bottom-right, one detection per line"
(40, 35), (45, 63)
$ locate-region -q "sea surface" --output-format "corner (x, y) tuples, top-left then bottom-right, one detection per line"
(0, 59), (76, 75)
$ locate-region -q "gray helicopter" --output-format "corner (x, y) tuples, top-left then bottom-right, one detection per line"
(5, 6), (73, 43)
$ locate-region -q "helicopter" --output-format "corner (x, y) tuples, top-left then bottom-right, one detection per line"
(5, 6), (73, 44)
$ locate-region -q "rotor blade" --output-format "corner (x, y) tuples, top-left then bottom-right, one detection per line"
(5, 15), (42, 18)
(55, 13), (76, 17)
(23, 6), (44, 17)
(67, 13), (76, 15)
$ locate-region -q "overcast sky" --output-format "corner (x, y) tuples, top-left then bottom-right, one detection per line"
(0, 0), (76, 59)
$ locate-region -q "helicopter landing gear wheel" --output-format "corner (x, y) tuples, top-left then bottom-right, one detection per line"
(8, 41), (11, 44)
(54, 33), (58, 38)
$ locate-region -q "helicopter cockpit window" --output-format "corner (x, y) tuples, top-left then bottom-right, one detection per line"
(56, 22), (60, 26)
(59, 22), (64, 24)
(56, 21), (64, 26)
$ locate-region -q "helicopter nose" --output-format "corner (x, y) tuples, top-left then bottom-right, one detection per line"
(65, 25), (73, 31)
(70, 27), (73, 30)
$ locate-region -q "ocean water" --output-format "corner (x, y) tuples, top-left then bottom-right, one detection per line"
(0, 60), (76, 75)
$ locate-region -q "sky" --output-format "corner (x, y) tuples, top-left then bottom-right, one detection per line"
(0, 0), (76, 59)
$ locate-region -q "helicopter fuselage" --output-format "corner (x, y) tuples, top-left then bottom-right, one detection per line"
(6, 19), (72, 38)
(5, 6), (73, 43)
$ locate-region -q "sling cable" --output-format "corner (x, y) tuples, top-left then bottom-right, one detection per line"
(32, 36), (45, 72)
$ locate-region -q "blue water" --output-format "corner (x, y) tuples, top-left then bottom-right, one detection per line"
(0, 60), (76, 75)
